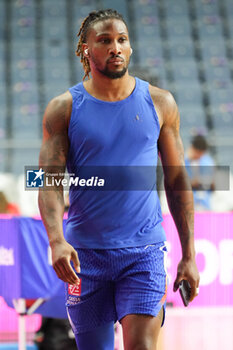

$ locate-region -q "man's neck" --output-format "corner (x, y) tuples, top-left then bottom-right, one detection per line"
(83, 72), (135, 102)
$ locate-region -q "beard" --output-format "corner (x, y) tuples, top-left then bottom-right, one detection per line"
(99, 66), (127, 79)
(90, 53), (130, 79)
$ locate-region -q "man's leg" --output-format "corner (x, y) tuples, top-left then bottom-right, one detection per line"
(66, 249), (117, 349)
(75, 322), (115, 350)
(115, 243), (167, 349)
(121, 308), (164, 350)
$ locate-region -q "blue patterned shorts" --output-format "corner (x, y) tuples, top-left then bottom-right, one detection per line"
(66, 242), (168, 334)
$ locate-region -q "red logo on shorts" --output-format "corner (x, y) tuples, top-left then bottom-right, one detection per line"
(68, 279), (82, 296)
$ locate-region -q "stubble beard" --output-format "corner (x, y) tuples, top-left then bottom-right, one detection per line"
(90, 53), (130, 79)
(99, 66), (128, 79)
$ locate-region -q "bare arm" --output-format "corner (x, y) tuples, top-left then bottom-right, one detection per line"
(151, 87), (200, 301)
(38, 92), (80, 284)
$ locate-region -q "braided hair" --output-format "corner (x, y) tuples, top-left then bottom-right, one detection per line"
(76, 9), (127, 80)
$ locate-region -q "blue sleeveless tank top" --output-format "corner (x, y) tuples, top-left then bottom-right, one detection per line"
(66, 77), (166, 248)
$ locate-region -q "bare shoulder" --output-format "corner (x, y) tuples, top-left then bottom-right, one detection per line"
(149, 84), (179, 127)
(40, 91), (72, 165)
(43, 91), (73, 135)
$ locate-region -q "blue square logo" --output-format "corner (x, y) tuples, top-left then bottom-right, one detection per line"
(26, 169), (45, 188)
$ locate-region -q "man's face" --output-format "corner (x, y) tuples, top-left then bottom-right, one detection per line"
(85, 18), (131, 79)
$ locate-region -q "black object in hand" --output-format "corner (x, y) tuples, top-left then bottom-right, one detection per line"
(179, 280), (191, 307)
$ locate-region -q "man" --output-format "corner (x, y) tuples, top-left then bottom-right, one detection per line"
(39, 9), (200, 350)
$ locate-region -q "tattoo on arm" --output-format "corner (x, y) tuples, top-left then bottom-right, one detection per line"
(45, 119), (53, 135)
(40, 97), (70, 167)
(38, 94), (71, 239)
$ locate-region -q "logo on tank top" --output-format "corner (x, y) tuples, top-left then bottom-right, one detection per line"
(134, 114), (142, 122)
(68, 279), (82, 296)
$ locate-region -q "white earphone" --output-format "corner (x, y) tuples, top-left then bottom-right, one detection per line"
(130, 48), (133, 54)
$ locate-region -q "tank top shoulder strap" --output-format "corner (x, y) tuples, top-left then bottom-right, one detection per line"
(134, 77), (160, 130)
(135, 77), (149, 89)
(68, 82), (84, 104)
(135, 77), (151, 98)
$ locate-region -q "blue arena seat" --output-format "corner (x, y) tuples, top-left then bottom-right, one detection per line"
(43, 61), (69, 82)
(11, 59), (37, 83)
(200, 38), (226, 58)
(179, 104), (206, 129)
(227, 20), (233, 39)
(169, 37), (195, 59)
(11, 40), (36, 60)
(0, 103), (6, 141)
(11, 147), (41, 174)
(42, 43), (68, 60)
(11, 0), (35, 39)
(198, 16), (223, 39)
(42, 20), (67, 43)
(0, 1), (5, 39)
(166, 18), (191, 38)
(204, 65), (232, 84)
(43, 81), (70, 104)
(134, 0), (159, 17)
(73, 0), (98, 23)
(195, 0), (219, 16)
(0, 57), (5, 86)
(0, 84), (6, 105)
(210, 108), (233, 137)
(216, 145), (233, 169)
(175, 81), (203, 106)
(208, 83), (233, 103)
(172, 59), (199, 82)
(42, 0), (66, 16)
(164, 0), (189, 16)
(137, 40), (163, 63)
(102, 0), (128, 20)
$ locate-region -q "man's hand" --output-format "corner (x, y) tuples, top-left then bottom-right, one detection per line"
(173, 257), (200, 302)
(50, 239), (80, 285)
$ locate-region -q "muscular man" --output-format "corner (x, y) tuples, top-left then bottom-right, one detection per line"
(39, 9), (200, 350)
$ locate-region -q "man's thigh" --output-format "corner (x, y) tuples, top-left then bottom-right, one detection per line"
(115, 242), (167, 322)
(114, 242), (167, 349)
(66, 249), (117, 335)
(121, 308), (164, 350)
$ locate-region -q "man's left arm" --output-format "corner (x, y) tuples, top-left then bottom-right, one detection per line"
(156, 90), (200, 302)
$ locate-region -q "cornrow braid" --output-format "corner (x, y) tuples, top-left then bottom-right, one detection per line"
(76, 9), (127, 80)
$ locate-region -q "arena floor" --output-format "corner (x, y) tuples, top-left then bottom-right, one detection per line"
(116, 307), (233, 350)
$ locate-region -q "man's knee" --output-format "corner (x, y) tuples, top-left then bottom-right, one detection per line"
(121, 313), (162, 350)
(125, 339), (156, 350)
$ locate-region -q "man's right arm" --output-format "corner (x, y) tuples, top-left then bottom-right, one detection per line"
(38, 92), (80, 285)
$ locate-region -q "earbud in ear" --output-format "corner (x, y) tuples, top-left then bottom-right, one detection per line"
(130, 48), (133, 54)
(84, 49), (89, 55)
